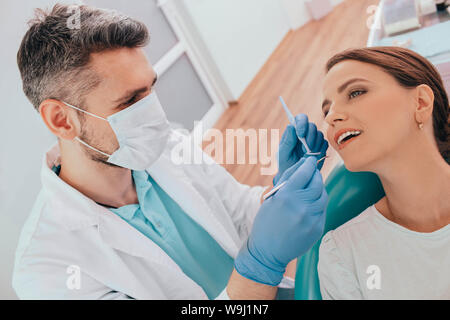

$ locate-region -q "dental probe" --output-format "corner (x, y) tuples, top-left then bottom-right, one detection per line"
(263, 97), (328, 201)
(279, 96), (321, 156)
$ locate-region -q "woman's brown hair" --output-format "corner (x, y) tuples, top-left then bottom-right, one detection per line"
(326, 46), (450, 164)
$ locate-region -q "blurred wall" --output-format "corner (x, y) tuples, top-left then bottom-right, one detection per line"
(0, 0), (83, 299)
(180, 0), (344, 101)
(181, 0), (291, 100)
(280, 0), (314, 30)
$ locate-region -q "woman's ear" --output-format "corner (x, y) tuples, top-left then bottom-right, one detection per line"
(414, 84), (434, 124)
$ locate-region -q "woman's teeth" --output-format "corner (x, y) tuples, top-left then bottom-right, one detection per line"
(337, 130), (361, 145)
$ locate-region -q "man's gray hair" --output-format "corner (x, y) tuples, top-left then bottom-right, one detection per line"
(17, 3), (149, 111)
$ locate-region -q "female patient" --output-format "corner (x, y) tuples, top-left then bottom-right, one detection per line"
(317, 46), (450, 299)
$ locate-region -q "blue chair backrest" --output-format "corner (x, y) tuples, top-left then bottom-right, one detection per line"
(294, 162), (385, 300)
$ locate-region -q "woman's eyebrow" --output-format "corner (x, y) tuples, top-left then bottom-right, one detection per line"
(322, 78), (370, 110)
(337, 78), (370, 93)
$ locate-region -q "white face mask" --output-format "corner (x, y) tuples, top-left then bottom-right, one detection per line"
(63, 92), (170, 171)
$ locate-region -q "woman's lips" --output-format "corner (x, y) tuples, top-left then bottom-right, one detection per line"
(337, 133), (361, 150)
(334, 128), (363, 150)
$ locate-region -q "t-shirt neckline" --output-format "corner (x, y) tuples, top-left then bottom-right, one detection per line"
(369, 205), (450, 239)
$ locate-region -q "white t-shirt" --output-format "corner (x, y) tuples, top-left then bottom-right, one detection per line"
(317, 205), (450, 299)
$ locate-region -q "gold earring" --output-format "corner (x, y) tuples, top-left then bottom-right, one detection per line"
(418, 122), (424, 130)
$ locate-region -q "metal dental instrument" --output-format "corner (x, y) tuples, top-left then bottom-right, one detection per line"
(316, 155), (329, 166)
(263, 156), (329, 201)
(263, 98), (329, 201)
(279, 96), (321, 156)
(263, 181), (287, 201)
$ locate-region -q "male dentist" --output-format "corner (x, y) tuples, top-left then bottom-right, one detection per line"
(12, 4), (328, 300)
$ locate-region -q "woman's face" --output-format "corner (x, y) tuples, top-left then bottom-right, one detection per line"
(322, 60), (417, 172)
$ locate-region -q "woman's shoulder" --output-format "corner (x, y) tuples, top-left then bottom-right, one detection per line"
(317, 206), (379, 299)
(320, 202), (385, 256)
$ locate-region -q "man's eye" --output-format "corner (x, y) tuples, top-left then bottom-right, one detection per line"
(349, 89), (366, 99)
(123, 95), (138, 106)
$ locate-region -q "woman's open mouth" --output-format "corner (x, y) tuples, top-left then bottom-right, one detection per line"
(335, 129), (362, 150)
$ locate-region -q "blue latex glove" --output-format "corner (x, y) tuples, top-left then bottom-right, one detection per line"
(274, 114), (328, 186)
(234, 157), (328, 286)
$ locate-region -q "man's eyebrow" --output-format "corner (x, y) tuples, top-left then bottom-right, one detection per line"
(321, 78), (370, 110)
(113, 74), (158, 104)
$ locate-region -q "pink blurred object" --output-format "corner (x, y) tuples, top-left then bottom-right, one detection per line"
(435, 61), (450, 95)
(305, 0), (333, 20)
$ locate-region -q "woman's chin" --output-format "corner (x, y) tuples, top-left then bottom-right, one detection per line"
(337, 142), (383, 173)
(341, 148), (388, 173)
(342, 158), (369, 172)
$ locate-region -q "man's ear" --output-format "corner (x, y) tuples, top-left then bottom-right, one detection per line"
(39, 99), (79, 140)
(414, 84), (434, 125)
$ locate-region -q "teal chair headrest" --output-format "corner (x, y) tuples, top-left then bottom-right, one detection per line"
(294, 162), (385, 300)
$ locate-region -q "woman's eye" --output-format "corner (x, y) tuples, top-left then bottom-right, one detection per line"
(323, 89), (366, 117)
(349, 89), (366, 99)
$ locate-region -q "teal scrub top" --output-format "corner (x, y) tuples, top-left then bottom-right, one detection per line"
(108, 170), (234, 299)
(52, 165), (294, 300)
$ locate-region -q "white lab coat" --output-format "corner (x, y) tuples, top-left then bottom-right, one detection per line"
(12, 130), (268, 299)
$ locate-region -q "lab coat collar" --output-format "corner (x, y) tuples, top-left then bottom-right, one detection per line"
(42, 143), (186, 266)
(42, 143), (101, 230)
(42, 137), (239, 258)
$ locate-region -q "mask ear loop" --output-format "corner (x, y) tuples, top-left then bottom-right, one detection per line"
(75, 137), (112, 158)
(62, 101), (113, 158)
(62, 101), (108, 121)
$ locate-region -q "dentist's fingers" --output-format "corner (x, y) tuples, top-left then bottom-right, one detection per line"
(284, 157), (317, 191)
(304, 168), (325, 196)
(316, 140), (329, 171)
(276, 157), (306, 186)
(305, 122), (318, 152)
(293, 114), (308, 138)
(313, 130), (324, 151)
(278, 124), (298, 157)
(307, 188), (329, 217)
(290, 167), (325, 201)
(320, 138), (329, 154)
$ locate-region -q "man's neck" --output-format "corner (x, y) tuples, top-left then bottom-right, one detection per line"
(58, 142), (138, 209)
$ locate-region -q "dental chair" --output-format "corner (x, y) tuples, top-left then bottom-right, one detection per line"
(294, 161), (385, 300)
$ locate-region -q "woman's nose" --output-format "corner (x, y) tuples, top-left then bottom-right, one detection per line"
(325, 104), (348, 126)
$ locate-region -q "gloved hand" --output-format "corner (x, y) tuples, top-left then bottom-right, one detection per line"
(274, 114), (328, 186)
(234, 157), (328, 286)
